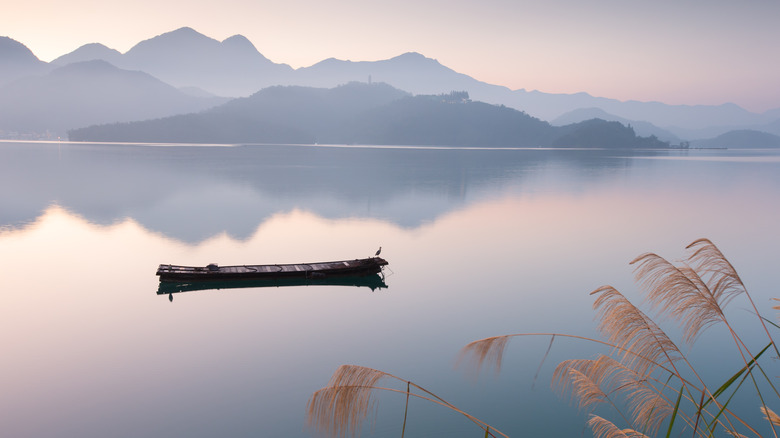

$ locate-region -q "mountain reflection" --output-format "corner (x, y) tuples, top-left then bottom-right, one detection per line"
(0, 142), (662, 242)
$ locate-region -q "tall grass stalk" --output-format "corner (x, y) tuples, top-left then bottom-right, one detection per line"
(307, 364), (509, 438)
(461, 239), (777, 438)
(307, 239), (778, 437)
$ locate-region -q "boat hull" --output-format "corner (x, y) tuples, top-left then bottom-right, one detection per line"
(157, 273), (388, 295)
(156, 257), (388, 282)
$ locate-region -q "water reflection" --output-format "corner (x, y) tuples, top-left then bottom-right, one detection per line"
(1, 143), (780, 438)
(0, 141), (672, 242)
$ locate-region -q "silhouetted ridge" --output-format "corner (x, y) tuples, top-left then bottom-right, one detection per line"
(50, 43), (122, 66)
(119, 27), (293, 97)
(222, 34), (256, 50)
(71, 82), (410, 143)
(0, 36), (41, 63)
(69, 83), (670, 148)
(221, 34), (272, 62)
(552, 119), (665, 148)
(553, 107), (680, 142)
(0, 60), (225, 133)
(136, 26), (212, 47)
(390, 52), (438, 65)
(124, 27), (221, 62)
(313, 57), (346, 66)
(0, 36), (49, 86)
(7, 27), (777, 140)
(347, 96), (555, 147)
(692, 129), (780, 148)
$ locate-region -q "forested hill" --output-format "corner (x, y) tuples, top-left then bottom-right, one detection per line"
(69, 82), (670, 148)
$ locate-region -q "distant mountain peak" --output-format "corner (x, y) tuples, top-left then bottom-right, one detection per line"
(391, 52), (438, 64)
(222, 34), (252, 46)
(50, 42), (122, 66)
(321, 57), (351, 64)
(395, 52), (425, 59)
(0, 36), (48, 86)
(693, 129), (780, 148)
(0, 36), (41, 63)
(129, 26), (216, 51)
(221, 34), (262, 55)
(77, 42), (114, 51)
(168, 26), (201, 36)
(5, 26), (769, 139)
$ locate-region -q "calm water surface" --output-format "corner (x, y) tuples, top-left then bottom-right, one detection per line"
(1, 142), (779, 437)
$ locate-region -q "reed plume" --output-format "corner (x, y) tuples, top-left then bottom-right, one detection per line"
(307, 365), (387, 438)
(553, 355), (671, 435)
(457, 239), (773, 438)
(683, 239), (779, 359)
(624, 383), (671, 435)
(685, 238), (746, 307)
(458, 335), (511, 374)
(590, 285), (681, 376)
(565, 368), (610, 409)
(553, 356), (622, 409)
(588, 415), (650, 438)
(761, 407), (780, 427)
(309, 239), (777, 438)
(631, 252), (725, 345)
(307, 364), (510, 438)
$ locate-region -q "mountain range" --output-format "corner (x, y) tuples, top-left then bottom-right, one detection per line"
(0, 36), (49, 85)
(2, 26), (780, 144)
(0, 59), (226, 134)
(68, 83), (669, 149)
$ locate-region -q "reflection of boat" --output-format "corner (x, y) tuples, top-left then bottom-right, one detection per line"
(156, 257), (388, 282)
(157, 273), (388, 297)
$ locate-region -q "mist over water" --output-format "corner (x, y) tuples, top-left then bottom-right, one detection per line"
(1, 142), (779, 437)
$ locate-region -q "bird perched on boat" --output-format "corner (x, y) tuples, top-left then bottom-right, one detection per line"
(375, 246), (382, 257)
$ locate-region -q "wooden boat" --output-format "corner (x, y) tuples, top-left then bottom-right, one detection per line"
(156, 257), (388, 282)
(157, 273), (388, 297)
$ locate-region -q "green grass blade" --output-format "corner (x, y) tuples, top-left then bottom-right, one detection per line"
(665, 385), (684, 438)
(706, 369), (750, 437)
(701, 343), (771, 436)
(760, 316), (780, 331)
(701, 342), (771, 410)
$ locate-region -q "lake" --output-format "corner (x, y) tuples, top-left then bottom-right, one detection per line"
(1, 141), (779, 438)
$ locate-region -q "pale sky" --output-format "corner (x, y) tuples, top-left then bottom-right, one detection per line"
(4, 0), (780, 112)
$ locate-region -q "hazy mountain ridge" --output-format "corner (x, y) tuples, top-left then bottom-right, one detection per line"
(551, 119), (668, 148)
(0, 36), (50, 86)
(552, 107), (681, 142)
(342, 94), (557, 147)
(290, 52), (483, 95)
(51, 28), (293, 97)
(2, 27), (780, 143)
(548, 107), (780, 147)
(690, 130), (780, 148)
(68, 82), (410, 144)
(119, 27), (293, 97)
(0, 59), (228, 135)
(51, 43), (123, 66)
(68, 83), (669, 149)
